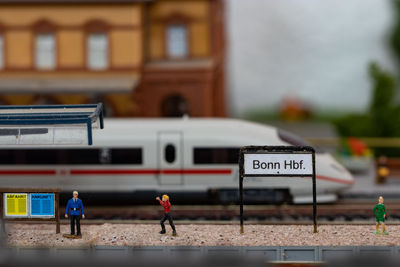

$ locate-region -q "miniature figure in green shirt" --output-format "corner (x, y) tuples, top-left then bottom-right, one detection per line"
(372, 196), (388, 235)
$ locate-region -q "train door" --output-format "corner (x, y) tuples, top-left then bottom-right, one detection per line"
(158, 132), (183, 185)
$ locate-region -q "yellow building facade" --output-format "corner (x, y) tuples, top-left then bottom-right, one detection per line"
(0, 0), (226, 117)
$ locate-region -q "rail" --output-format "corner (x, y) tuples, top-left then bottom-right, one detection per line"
(65, 202), (400, 221)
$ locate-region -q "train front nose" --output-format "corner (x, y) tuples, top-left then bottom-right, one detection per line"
(316, 153), (354, 189)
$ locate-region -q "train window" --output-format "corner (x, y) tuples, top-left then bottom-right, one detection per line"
(0, 150), (16, 164)
(25, 149), (58, 164)
(193, 147), (240, 164)
(111, 148), (142, 164)
(0, 148), (143, 165)
(62, 149), (100, 164)
(14, 150), (26, 164)
(165, 144), (176, 163)
(0, 149), (58, 165)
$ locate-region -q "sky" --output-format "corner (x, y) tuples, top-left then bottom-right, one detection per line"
(227, 0), (396, 116)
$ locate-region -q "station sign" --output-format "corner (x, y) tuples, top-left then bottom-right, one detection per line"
(239, 146), (317, 234)
(3, 193), (55, 218)
(244, 153), (313, 176)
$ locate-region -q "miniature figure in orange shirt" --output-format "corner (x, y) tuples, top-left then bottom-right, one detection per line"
(156, 194), (177, 236)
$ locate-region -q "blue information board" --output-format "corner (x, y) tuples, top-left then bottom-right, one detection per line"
(30, 193), (54, 217)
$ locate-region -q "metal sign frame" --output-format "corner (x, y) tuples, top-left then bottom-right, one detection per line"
(239, 146), (317, 234)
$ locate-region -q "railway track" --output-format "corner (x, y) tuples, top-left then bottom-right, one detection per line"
(61, 200), (400, 221)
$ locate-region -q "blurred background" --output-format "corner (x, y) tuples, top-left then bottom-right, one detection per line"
(2, 0), (400, 197)
(7, 2), (400, 259)
(0, 0), (226, 118)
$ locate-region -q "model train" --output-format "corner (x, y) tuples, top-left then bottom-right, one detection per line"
(0, 118), (354, 204)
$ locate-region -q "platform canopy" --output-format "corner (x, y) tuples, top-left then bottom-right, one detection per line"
(0, 103), (104, 146)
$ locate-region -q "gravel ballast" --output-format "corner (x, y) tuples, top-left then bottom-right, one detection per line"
(5, 223), (400, 247)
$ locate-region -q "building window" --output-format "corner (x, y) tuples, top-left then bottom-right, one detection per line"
(87, 33), (108, 70)
(166, 25), (188, 58)
(35, 34), (56, 70)
(0, 33), (3, 69)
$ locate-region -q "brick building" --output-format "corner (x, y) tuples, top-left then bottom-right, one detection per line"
(0, 0), (226, 117)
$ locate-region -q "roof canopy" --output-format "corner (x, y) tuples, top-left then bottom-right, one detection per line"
(0, 103), (104, 146)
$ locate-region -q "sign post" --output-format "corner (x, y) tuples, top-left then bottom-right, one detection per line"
(239, 146), (317, 234)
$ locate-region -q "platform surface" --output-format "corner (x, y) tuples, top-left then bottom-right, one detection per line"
(5, 223), (400, 248)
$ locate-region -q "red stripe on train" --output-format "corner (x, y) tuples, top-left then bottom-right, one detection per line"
(70, 169), (160, 175)
(70, 169), (232, 175)
(162, 169), (232, 175)
(302, 175), (354, 185)
(316, 175), (354, 185)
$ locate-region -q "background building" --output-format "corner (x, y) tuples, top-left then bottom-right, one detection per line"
(0, 0), (226, 117)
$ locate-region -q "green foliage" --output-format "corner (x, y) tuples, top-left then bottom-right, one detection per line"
(334, 62), (398, 138)
(368, 62), (398, 137)
(390, 0), (400, 69)
(368, 63), (396, 115)
(243, 108), (279, 123)
(246, 0), (400, 157)
(334, 113), (374, 137)
(335, 0), (400, 143)
(334, 62), (400, 156)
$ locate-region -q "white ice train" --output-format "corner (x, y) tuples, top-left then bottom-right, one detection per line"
(0, 118), (354, 204)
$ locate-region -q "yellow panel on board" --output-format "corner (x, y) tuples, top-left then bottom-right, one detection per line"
(5, 194), (28, 216)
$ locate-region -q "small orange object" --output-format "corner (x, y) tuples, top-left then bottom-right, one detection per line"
(378, 167), (390, 178)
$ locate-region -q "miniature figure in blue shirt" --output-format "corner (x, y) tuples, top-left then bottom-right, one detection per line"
(65, 191), (85, 236)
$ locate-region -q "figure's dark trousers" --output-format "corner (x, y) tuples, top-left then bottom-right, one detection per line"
(70, 215), (81, 235)
(160, 213), (175, 231)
